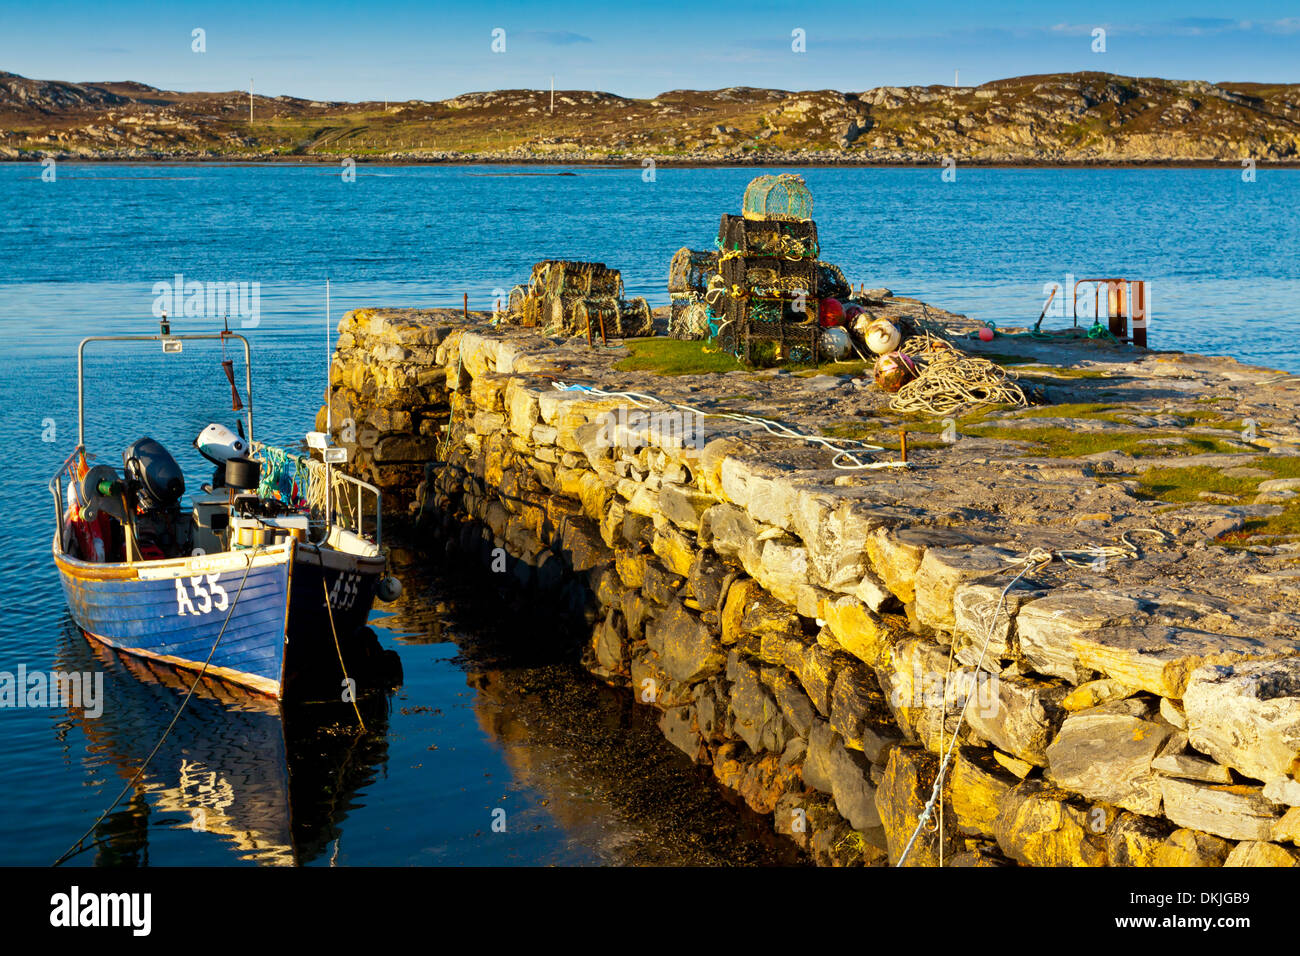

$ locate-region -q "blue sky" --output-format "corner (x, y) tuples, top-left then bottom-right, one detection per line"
(2, 0), (1298, 100)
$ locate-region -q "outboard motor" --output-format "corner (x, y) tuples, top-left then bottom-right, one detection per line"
(123, 437), (185, 509)
(122, 437), (185, 559)
(195, 422), (249, 489)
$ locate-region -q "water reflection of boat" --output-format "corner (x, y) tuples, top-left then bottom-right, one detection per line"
(57, 621), (392, 866)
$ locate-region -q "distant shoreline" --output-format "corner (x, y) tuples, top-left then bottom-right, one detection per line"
(5, 155), (1299, 170)
(7, 71), (1298, 169)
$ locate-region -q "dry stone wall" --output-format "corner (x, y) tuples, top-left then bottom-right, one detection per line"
(324, 307), (1300, 867)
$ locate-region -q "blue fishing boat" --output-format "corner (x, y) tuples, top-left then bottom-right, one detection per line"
(49, 322), (402, 699)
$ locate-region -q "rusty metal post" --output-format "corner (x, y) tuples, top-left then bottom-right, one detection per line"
(899, 429), (909, 463)
(1131, 281), (1148, 348)
(1108, 280), (1128, 341)
(463, 292), (469, 320)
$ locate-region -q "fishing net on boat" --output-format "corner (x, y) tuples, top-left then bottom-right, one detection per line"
(250, 442), (364, 530)
(252, 443), (315, 511)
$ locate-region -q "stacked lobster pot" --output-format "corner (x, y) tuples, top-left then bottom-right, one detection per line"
(667, 247), (720, 340)
(713, 174), (825, 364)
(504, 260), (653, 343)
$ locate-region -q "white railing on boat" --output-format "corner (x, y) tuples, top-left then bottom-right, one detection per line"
(249, 441), (382, 549)
(49, 444), (87, 549)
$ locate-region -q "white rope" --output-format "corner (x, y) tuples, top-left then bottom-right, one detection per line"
(894, 555), (1040, 867)
(551, 380), (908, 470)
(894, 527), (1170, 866)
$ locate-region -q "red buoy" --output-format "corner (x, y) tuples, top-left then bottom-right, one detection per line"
(818, 298), (844, 327)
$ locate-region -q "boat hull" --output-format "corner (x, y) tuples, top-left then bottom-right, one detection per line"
(282, 543), (386, 694)
(55, 540), (384, 698)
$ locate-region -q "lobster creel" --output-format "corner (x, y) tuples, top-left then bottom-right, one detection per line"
(670, 296), (710, 340)
(618, 296), (654, 337)
(572, 297), (618, 343)
(534, 260), (623, 298)
(741, 173), (814, 222)
(668, 247), (720, 295)
(816, 261), (852, 300)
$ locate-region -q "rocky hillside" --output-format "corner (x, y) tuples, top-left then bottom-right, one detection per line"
(3, 69), (1298, 163)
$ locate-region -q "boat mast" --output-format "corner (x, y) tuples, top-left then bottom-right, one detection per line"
(324, 279), (333, 533)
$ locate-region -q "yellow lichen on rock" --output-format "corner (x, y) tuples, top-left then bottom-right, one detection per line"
(818, 594), (892, 668)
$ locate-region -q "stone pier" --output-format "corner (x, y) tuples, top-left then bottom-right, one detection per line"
(321, 303), (1300, 866)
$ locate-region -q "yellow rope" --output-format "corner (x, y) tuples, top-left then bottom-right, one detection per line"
(889, 341), (1029, 415)
(317, 549), (367, 731)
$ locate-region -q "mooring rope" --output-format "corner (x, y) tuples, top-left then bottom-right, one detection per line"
(53, 547), (263, 866)
(895, 528), (1171, 866)
(315, 548), (367, 731)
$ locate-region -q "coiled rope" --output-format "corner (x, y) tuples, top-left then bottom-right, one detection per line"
(890, 341), (1030, 416)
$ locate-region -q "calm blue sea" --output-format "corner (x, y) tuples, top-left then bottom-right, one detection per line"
(0, 162), (1297, 865)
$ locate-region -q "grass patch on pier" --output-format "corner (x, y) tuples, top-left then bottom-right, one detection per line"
(615, 339), (873, 378)
(794, 359), (870, 377)
(1138, 455), (1300, 502)
(1013, 365), (1118, 380)
(965, 424), (1247, 459)
(1136, 465), (1261, 503)
(615, 338), (744, 375)
(1136, 456), (1300, 546)
(1237, 507), (1300, 543)
(995, 402), (1123, 420)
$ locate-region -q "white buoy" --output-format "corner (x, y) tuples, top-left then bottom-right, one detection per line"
(820, 325), (853, 361)
(863, 317), (901, 355)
